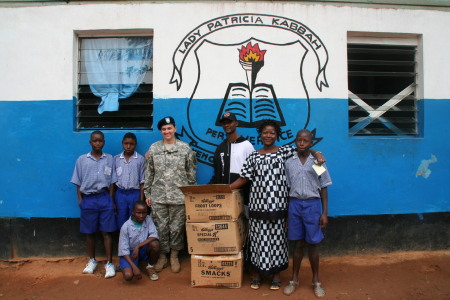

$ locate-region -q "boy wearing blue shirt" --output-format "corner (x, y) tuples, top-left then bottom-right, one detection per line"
(71, 130), (117, 279)
(283, 129), (332, 297)
(118, 201), (160, 281)
(112, 132), (146, 230)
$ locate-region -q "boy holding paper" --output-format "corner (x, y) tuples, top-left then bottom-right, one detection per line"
(283, 129), (332, 298)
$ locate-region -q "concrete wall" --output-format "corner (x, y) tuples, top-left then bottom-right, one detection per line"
(0, 3), (448, 225)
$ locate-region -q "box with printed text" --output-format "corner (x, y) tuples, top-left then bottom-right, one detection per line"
(180, 184), (244, 223)
(186, 217), (246, 255)
(191, 252), (243, 288)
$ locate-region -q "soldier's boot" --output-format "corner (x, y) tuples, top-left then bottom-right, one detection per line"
(170, 249), (181, 273)
(154, 253), (168, 272)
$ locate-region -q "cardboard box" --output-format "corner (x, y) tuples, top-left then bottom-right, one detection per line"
(186, 217), (246, 255)
(191, 252), (243, 288)
(181, 184), (244, 223)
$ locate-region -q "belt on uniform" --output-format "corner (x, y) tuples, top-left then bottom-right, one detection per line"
(85, 188), (109, 196)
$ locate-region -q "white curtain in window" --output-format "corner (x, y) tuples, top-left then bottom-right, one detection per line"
(82, 37), (152, 114)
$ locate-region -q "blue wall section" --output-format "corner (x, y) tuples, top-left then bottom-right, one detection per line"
(0, 100), (163, 218)
(312, 98), (450, 216)
(0, 98), (449, 218)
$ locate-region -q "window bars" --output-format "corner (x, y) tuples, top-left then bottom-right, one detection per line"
(348, 44), (418, 137)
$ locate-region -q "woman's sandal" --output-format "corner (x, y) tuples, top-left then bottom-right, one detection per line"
(269, 280), (281, 290)
(312, 282), (326, 298)
(250, 279), (261, 290)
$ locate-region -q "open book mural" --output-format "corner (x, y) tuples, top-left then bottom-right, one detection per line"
(216, 43), (285, 128)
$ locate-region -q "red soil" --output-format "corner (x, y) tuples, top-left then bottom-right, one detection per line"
(0, 251), (449, 300)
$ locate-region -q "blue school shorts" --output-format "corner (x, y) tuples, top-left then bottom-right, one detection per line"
(119, 245), (149, 269)
(115, 188), (141, 230)
(287, 198), (324, 244)
(79, 190), (117, 234)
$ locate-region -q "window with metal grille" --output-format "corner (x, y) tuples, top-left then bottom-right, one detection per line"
(77, 36), (153, 130)
(348, 39), (419, 137)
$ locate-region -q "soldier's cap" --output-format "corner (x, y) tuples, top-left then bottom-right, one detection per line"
(157, 116), (176, 130)
(220, 112), (237, 122)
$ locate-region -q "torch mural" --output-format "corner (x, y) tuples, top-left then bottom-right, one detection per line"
(239, 42), (266, 90)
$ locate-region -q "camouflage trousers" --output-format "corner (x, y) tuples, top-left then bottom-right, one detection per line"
(151, 202), (185, 254)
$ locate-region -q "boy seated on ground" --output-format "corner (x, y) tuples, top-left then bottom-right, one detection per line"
(118, 201), (161, 281)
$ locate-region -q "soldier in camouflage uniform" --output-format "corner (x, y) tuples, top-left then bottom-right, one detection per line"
(144, 116), (197, 273)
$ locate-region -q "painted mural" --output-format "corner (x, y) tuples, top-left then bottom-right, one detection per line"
(170, 14), (328, 166)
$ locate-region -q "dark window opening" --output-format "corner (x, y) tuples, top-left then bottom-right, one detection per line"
(348, 44), (418, 137)
(77, 84), (153, 130)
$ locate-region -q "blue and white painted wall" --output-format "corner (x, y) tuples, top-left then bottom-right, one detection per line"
(0, 2), (449, 226)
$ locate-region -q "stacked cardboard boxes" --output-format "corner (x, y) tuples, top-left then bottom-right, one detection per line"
(180, 184), (246, 288)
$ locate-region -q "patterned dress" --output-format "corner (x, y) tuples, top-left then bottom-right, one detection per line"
(240, 145), (295, 275)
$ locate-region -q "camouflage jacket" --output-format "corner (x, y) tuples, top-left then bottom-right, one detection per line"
(144, 139), (197, 205)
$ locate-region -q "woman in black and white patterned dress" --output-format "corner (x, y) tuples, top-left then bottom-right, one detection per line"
(230, 119), (292, 290)
(230, 120), (324, 291)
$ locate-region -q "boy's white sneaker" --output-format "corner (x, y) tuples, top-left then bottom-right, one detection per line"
(146, 263), (159, 281)
(82, 258), (98, 274)
(104, 262), (116, 279)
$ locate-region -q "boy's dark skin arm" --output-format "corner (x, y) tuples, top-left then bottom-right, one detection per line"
(110, 184), (116, 211)
(76, 186), (83, 205)
(123, 237), (158, 279)
(229, 177), (249, 190)
(319, 187), (328, 228)
(139, 183), (144, 202)
(310, 149), (325, 165)
(109, 184), (114, 198)
(109, 184), (116, 213)
(131, 236), (157, 260)
(122, 253), (142, 280)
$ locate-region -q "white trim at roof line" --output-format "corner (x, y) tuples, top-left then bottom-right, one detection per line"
(348, 32), (420, 46)
(75, 29), (154, 37)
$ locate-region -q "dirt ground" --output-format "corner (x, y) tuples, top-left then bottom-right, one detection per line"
(0, 251), (449, 300)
